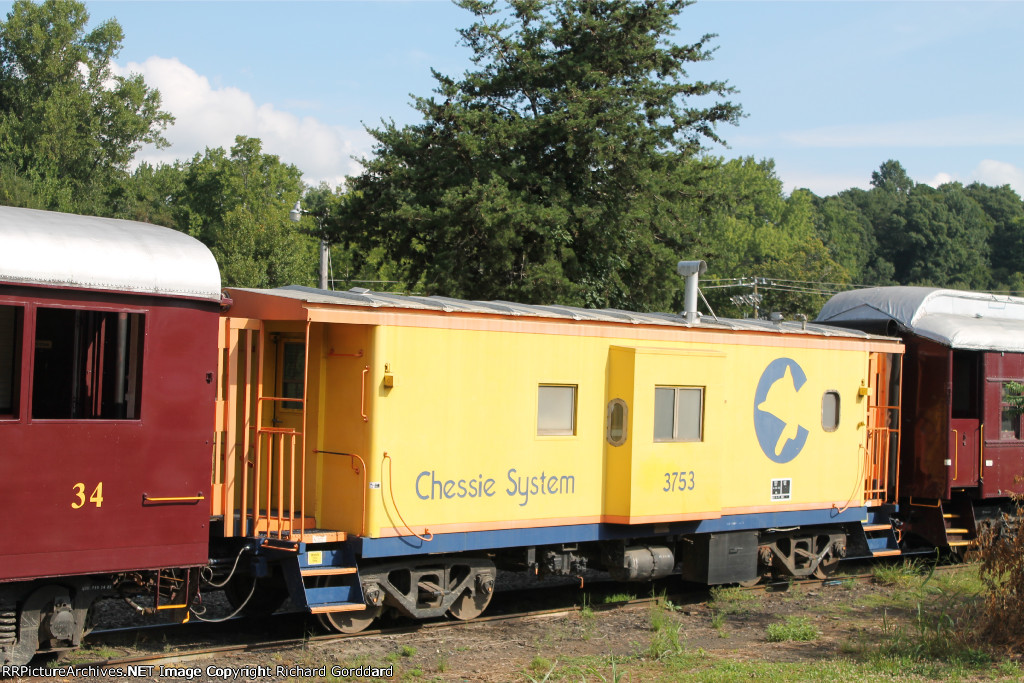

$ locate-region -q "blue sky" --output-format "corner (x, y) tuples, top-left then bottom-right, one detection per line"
(29, 0), (1024, 196)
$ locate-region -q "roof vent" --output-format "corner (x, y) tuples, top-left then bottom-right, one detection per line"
(676, 260), (707, 324)
(349, 287), (371, 295)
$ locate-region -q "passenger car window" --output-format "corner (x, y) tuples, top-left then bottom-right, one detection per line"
(32, 308), (145, 419)
(0, 305), (21, 417)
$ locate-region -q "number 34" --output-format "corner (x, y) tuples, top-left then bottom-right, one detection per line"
(72, 482), (104, 509)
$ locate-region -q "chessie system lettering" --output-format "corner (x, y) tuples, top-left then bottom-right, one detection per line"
(415, 468), (575, 507)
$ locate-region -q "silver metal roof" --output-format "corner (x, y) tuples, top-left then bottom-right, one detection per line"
(818, 286), (1024, 352)
(0, 206), (221, 301)
(238, 285), (889, 340)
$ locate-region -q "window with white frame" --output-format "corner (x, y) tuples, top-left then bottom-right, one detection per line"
(654, 386), (703, 442)
(537, 385), (577, 436)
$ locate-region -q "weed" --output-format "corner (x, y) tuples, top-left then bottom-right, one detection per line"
(710, 610), (725, 631)
(708, 584), (756, 615)
(765, 615), (819, 642)
(526, 656), (557, 683)
(602, 592), (636, 604)
(579, 594), (595, 621)
(529, 655), (553, 673)
(872, 559), (925, 588)
(435, 653), (448, 672)
(399, 644), (417, 658)
(647, 599), (684, 659)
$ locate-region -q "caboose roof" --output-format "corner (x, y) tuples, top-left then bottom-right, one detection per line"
(226, 285), (899, 352)
(817, 286), (1024, 352)
(0, 206), (222, 302)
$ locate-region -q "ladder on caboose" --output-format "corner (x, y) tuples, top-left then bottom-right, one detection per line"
(211, 318), (343, 543)
(864, 351), (902, 507)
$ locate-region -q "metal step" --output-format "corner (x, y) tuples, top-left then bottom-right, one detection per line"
(310, 603), (366, 614)
(872, 549), (902, 557)
(862, 524), (892, 532)
(944, 528), (970, 535)
(301, 567), (358, 577)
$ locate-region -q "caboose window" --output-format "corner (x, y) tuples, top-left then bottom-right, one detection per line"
(606, 398), (628, 446)
(1000, 382), (1024, 440)
(281, 341), (305, 410)
(537, 385), (576, 436)
(821, 391), (840, 432)
(0, 305), (22, 417)
(654, 386), (703, 442)
(32, 308), (145, 420)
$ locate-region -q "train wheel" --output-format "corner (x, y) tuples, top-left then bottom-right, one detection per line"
(811, 551), (840, 579)
(314, 577), (381, 633)
(316, 606), (382, 634)
(448, 586), (492, 621)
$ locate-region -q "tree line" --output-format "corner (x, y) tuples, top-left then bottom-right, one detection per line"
(2, 0), (1022, 319)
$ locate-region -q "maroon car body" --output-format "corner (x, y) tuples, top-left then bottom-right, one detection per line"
(0, 206), (222, 664)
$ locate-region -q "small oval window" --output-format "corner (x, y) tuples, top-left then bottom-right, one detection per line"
(606, 398), (628, 446)
(822, 391), (840, 432)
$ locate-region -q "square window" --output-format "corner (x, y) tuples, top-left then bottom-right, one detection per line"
(537, 385), (576, 436)
(32, 308), (145, 420)
(654, 386), (703, 442)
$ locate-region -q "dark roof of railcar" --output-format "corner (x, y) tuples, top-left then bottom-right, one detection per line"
(234, 285), (895, 341)
(818, 286), (1024, 352)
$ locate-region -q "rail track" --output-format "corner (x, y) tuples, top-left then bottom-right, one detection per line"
(54, 559), (967, 678)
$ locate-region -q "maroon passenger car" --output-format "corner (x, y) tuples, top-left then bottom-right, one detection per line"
(819, 287), (1024, 549)
(0, 206), (222, 665)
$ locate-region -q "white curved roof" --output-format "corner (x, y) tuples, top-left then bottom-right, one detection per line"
(817, 286), (1024, 352)
(0, 206), (221, 302)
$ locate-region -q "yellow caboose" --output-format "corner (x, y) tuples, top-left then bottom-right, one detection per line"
(209, 271), (902, 631)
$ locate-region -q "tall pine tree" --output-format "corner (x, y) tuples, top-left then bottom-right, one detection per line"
(340, 0), (741, 310)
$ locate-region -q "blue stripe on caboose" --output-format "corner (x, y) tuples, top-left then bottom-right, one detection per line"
(350, 507), (869, 558)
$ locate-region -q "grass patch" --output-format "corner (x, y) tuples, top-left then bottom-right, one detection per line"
(602, 591), (636, 604)
(765, 615), (819, 642)
(872, 559), (928, 589)
(708, 585), (756, 614)
(647, 598), (685, 660)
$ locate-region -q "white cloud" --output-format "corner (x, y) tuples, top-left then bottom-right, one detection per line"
(922, 160), (1024, 196)
(972, 160), (1024, 193)
(778, 170), (870, 197)
(782, 116), (1024, 149)
(926, 171), (956, 188)
(112, 57), (373, 187)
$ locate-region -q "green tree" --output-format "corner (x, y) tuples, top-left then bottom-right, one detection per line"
(694, 158), (846, 317)
(340, 0), (742, 311)
(812, 193), (889, 285)
(0, 0), (172, 212)
(964, 182), (1024, 289)
(172, 136), (316, 288)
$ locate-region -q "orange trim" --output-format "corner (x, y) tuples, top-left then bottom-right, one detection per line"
(301, 306), (902, 354)
(222, 289), (903, 354)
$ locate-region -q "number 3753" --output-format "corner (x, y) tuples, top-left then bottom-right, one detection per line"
(663, 471), (695, 492)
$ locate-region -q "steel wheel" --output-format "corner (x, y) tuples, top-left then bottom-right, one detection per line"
(811, 551), (841, 580)
(313, 576), (381, 633)
(447, 586), (492, 621)
(316, 605), (382, 634)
